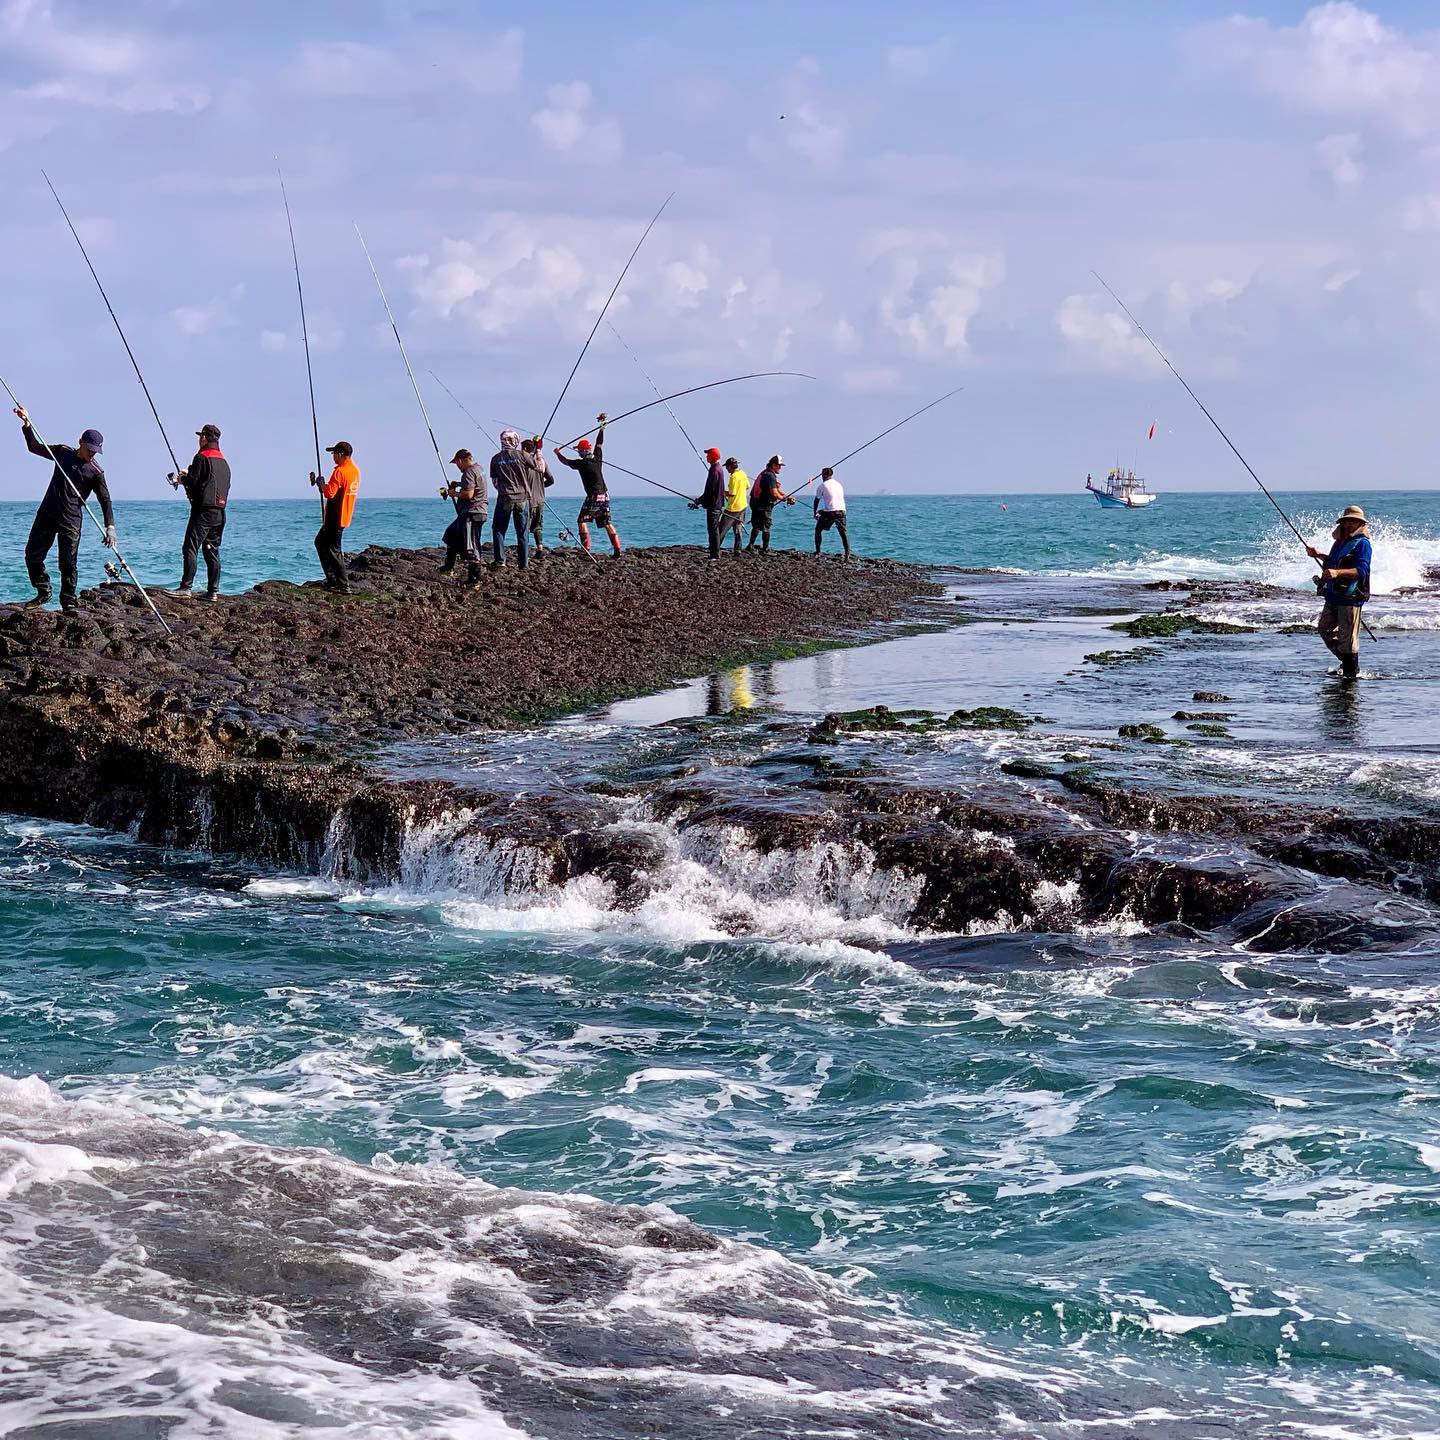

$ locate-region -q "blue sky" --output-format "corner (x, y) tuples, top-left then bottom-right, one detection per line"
(3, 0), (1440, 498)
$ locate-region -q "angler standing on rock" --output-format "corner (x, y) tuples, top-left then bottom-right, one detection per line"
(555, 413), (622, 557)
(439, 447), (487, 586)
(522, 437), (554, 556)
(13, 406), (116, 615)
(310, 441), (360, 593)
(168, 423), (230, 602)
(717, 457), (749, 554)
(690, 446), (727, 559)
(1307, 504), (1372, 682)
(747, 455), (794, 553)
(813, 468), (851, 558)
(489, 429), (532, 571)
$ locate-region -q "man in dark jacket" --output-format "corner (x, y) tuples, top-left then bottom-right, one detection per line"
(169, 423), (231, 601)
(440, 447), (488, 585)
(489, 429), (532, 570)
(746, 454), (795, 553)
(690, 445), (726, 558)
(13, 405), (116, 615)
(522, 437), (554, 555)
(1307, 503), (1373, 681)
(554, 413), (622, 556)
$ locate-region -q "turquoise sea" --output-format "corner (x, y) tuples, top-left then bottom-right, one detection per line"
(3, 488), (1440, 1437)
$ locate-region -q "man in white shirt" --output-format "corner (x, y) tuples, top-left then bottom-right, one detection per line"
(812, 467), (851, 557)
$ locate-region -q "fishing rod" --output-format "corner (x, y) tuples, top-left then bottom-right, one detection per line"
(789, 386), (965, 498)
(429, 370), (498, 451)
(603, 458), (694, 502)
(277, 165), (324, 518)
(355, 223), (450, 489)
(1092, 271), (1379, 645)
(43, 170), (183, 479)
(1, 379), (172, 635)
(540, 193), (672, 441)
(557, 371), (815, 449)
(606, 321), (701, 460)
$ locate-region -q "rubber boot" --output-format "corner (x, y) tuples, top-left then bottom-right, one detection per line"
(1341, 653), (1359, 681)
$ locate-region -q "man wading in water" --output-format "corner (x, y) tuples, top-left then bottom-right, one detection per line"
(13, 406), (116, 616)
(554, 413), (622, 557)
(169, 423), (230, 602)
(1308, 505), (1372, 681)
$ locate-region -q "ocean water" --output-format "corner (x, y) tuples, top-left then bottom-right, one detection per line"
(4, 490), (1440, 1436)
(1, 487), (1437, 602)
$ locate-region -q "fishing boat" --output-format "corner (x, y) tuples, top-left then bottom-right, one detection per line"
(1085, 468), (1157, 508)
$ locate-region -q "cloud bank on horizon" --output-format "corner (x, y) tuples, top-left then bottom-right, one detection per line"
(1, 0), (1438, 498)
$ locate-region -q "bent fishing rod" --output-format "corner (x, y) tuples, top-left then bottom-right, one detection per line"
(606, 322), (701, 460)
(540, 193), (672, 442)
(1, 378), (172, 635)
(355, 223), (450, 490)
(1093, 271), (1379, 644)
(277, 165), (325, 518)
(788, 386), (965, 498)
(43, 171), (184, 481)
(556, 371), (816, 449)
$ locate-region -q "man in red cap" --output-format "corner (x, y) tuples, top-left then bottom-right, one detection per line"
(690, 446), (727, 559)
(554, 413), (621, 555)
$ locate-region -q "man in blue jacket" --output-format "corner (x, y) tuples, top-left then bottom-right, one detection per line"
(1307, 504), (1372, 681)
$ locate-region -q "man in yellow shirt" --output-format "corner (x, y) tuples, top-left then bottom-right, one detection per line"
(717, 456), (749, 554)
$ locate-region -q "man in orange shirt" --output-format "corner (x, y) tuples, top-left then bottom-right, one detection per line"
(309, 440), (361, 593)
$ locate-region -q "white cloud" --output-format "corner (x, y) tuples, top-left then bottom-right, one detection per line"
(171, 300), (228, 337)
(260, 330), (288, 352)
(1191, 3), (1440, 139)
(830, 318), (861, 355)
(867, 235), (1004, 355)
(781, 102), (847, 168)
(1323, 267), (1361, 291)
(22, 77), (207, 114)
(293, 28), (522, 101)
(887, 38), (955, 79)
(840, 366), (901, 392)
(531, 80), (622, 161)
(1055, 293), (1166, 374)
(1315, 131), (1363, 187)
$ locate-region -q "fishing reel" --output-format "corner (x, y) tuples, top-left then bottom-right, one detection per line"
(166, 472), (183, 490)
(102, 561), (122, 585)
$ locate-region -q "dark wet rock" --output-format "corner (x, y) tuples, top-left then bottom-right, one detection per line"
(1084, 646), (1161, 666)
(1111, 614), (1256, 638)
(1186, 723), (1231, 737)
(1173, 710), (1233, 722)
(1193, 691), (1232, 703)
(809, 703), (1036, 741)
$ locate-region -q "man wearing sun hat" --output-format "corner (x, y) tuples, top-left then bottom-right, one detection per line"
(1306, 504), (1372, 681)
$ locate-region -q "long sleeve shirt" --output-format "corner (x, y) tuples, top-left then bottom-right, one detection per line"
(24, 425), (113, 528)
(490, 446), (532, 506)
(179, 448), (231, 509)
(696, 461), (726, 510)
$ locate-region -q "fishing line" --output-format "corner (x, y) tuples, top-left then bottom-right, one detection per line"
(605, 322), (701, 460)
(1093, 272), (1378, 644)
(1, 376), (172, 635)
(540, 193), (672, 442)
(355, 223), (450, 488)
(788, 386), (965, 498)
(277, 165), (324, 515)
(43, 170), (183, 477)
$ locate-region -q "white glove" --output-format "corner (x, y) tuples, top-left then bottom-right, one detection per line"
(103, 525), (117, 550)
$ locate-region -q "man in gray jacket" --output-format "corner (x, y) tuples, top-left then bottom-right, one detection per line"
(489, 429), (531, 570)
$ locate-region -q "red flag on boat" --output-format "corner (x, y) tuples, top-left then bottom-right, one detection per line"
(1147, 421), (1156, 440)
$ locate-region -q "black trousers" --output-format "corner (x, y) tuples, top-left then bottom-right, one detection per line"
(747, 507), (774, 551)
(443, 514), (485, 576)
(25, 508), (81, 604)
(815, 511), (851, 556)
(704, 508), (722, 558)
(181, 505), (226, 593)
(315, 521), (349, 589)
(530, 501), (545, 547)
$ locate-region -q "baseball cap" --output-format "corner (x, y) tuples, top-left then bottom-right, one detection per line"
(325, 441), (353, 457)
(197, 423), (221, 440)
(79, 428), (103, 453)
(769, 454), (783, 466)
(450, 448), (472, 463)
